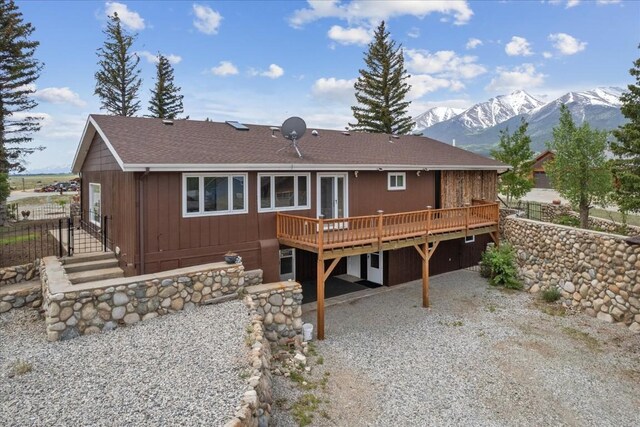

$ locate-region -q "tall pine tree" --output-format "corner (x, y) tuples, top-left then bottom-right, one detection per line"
(0, 0), (43, 224)
(490, 118), (535, 204)
(148, 54), (184, 119)
(350, 21), (412, 135)
(611, 45), (640, 214)
(94, 12), (142, 116)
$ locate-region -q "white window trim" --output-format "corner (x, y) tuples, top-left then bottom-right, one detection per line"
(182, 173), (248, 218)
(257, 173), (311, 213)
(465, 235), (475, 243)
(387, 172), (406, 191)
(316, 172), (349, 220)
(88, 182), (101, 227)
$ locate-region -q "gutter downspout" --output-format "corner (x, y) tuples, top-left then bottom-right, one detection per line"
(138, 167), (150, 275)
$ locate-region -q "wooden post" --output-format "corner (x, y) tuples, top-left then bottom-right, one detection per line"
(426, 206), (432, 235)
(376, 210), (383, 250)
(317, 215), (325, 340)
(464, 203), (470, 237)
(422, 241), (430, 308)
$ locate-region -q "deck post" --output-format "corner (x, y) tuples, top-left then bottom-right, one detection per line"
(464, 202), (470, 237)
(422, 241), (429, 308)
(317, 215), (325, 340)
(377, 210), (384, 250)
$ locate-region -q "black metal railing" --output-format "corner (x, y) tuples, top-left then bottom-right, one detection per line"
(1, 208), (114, 267)
(502, 200), (543, 221)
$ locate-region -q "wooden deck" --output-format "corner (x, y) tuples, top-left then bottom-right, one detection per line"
(277, 201), (500, 258)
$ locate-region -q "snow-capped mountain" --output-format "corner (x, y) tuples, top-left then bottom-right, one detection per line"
(414, 87), (625, 154)
(413, 107), (464, 129)
(456, 90), (545, 130)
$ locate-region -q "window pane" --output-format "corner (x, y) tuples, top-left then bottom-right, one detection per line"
(280, 257), (293, 275)
(390, 175), (397, 187)
(260, 176), (271, 209)
(275, 176), (295, 208)
(233, 176), (244, 210)
(397, 175), (404, 187)
(297, 176), (307, 207)
(204, 176), (228, 211)
(186, 177), (200, 213)
(337, 177), (344, 217)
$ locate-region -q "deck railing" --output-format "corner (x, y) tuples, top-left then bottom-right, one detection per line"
(276, 202), (500, 252)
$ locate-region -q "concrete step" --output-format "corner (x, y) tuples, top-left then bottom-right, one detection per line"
(64, 258), (119, 274)
(67, 267), (124, 284)
(63, 252), (114, 265)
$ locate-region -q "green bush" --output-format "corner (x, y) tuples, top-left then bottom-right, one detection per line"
(481, 244), (522, 290)
(554, 214), (580, 227)
(541, 287), (561, 302)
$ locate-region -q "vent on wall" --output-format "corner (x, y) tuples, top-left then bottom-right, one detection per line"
(225, 121), (249, 131)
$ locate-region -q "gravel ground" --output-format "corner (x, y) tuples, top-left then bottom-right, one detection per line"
(0, 301), (249, 426)
(272, 270), (640, 426)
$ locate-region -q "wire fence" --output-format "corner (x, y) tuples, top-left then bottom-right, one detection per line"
(7, 203), (71, 222)
(501, 200), (543, 221)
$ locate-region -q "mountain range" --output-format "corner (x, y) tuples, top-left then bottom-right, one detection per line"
(413, 87), (626, 155)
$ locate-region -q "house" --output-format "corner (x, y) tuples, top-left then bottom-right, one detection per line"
(532, 150), (555, 188)
(72, 115), (506, 336)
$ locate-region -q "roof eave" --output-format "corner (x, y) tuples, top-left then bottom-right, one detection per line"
(121, 163), (509, 172)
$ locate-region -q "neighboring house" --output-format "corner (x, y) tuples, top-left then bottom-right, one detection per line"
(532, 150), (555, 189)
(72, 115), (506, 288)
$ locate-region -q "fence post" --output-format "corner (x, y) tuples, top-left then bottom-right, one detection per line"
(103, 215), (108, 252)
(67, 217), (73, 256)
(58, 218), (63, 258)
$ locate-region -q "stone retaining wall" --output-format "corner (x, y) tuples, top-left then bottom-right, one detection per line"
(244, 269), (263, 287)
(0, 282), (41, 313)
(0, 260), (39, 287)
(503, 215), (640, 332)
(246, 281), (303, 345)
(41, 256), (250, 341)
(225, 296), (274, 427)
(530, 202), (640, 236)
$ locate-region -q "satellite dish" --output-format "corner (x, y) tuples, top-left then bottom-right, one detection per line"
(278, 116), (307, 158)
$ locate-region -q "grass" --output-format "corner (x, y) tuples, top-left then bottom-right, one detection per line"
(291, 393), (321, 426)
(9, 195), (74, 207)
(8, 359), (32, 377)
(541, 287), (562, 303)
(9, 173), (77, 191)
(538, 304), (567, 317)
(316, 356), (324, 365)
(562, 326), (600, 351)
(589, 208), (640, 227)
(0, 232), (37, 245)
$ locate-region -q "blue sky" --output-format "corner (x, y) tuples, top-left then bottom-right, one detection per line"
(14, 0), (640, 171)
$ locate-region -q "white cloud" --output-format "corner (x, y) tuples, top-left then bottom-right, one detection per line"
(596, 0), (621, 4)
(137, 51), (182, 65)
(465, 38), (482, 49)
(566, 0), (580, 8)
(407, 27), (420, 38)
(105, 2), (145, 30)
(542, 51), (553, 59)
(548, 33), (587, 55)
(311, 77), (356, 103)
(211, 61), (239, 76)
(407, 75), (461, 100)
(486, 63), (546, 93)
(33, 87), (86, 107)
(257, 64), (284, 79)
(505, 36), (533, 56)
(327, 25), (372, 45)
(289, 0), (474, 28)
(405, 49), (487, 80)
(192, 4), (222, 35)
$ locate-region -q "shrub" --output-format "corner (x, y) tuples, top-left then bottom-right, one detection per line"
(481, 244), (522, 290)
(541, 287), (561, 302)
(554, 214), (580, 227)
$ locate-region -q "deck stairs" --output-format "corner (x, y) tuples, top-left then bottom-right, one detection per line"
(62, 252), (124, 284)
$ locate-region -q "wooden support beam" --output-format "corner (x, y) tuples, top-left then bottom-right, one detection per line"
(317, 255), (325, 340)
(422, 241), (430, 308)
(323, 256), (343, 282)
(413, 244), (426, 261)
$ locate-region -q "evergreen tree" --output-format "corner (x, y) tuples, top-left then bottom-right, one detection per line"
(611, 45), (640, 214)
(94, 12), (142, 116)
(545, 105), (613, 228)
(148, 54), (184, 119)
(490, 118), (535, 204)
(350, 21), (412, 135)
(0, 0), (43, 224)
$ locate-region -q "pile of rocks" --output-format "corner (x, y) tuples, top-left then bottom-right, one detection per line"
(503, 214), (640, 332)
(245, 281), (303, 344)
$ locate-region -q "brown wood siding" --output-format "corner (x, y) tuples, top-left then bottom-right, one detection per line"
(81, 171), (137, 276)
(82, 133), (121, 172)
(348, 171), (436, 216)
(440, 170), (497, 208)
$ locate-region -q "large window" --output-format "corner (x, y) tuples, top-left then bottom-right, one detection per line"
(258, 173), (310, 212)
(183, 174), (247, 217)
(89, 183), (101, 226)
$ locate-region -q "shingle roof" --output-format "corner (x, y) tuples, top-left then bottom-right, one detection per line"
(74, 114), (507, 172)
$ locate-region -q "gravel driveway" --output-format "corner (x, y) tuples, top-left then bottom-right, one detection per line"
(272, 270), (640, 426)
(1, 301), (249, 426)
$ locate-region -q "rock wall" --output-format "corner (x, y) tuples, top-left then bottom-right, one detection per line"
(0, 282), (41, 313)
(0, 260), (39, 287)
(531, 202), (640, 236)
(41, 256), (250, 341)
(245, 281), (303, 345)
(503, 215), (640, 332)
(244, 269), (263, 287)
(225, 296), (274, 427)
